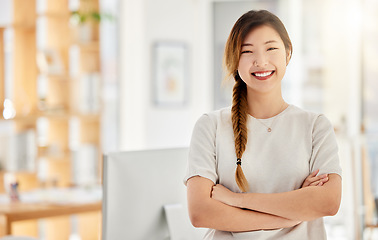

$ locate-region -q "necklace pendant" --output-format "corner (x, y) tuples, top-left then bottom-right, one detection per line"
(267, 128), (272, 132)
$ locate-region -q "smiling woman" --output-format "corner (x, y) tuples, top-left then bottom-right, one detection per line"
(184, 9), (342, 240)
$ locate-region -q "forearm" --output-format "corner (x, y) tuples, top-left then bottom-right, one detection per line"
(187, 176), (299, 232)
(190, 197), (299, 231)
(236, 176), (341, 221)
(237, 187), (325, 221)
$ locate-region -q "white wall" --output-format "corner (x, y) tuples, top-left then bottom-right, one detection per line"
(119, 0), (147, 150)
(321, 0), (362, 136)
(119, 0), (214, 150)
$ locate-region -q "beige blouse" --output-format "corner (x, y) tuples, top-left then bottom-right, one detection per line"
(184, 105), (342, 240)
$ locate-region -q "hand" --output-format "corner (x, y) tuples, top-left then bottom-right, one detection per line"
(211, 184), (240, 207)
(301, 169), (329, 188)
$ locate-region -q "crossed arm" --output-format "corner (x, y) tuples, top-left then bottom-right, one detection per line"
(187, 176), (300, 232)
(187, 170), (341, 232)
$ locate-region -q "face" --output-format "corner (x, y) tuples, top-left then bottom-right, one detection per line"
(237, 25), (289, 94)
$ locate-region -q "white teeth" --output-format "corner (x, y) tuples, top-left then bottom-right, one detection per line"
(254, 71), (273, 77)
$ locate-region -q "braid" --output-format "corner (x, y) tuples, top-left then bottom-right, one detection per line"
(231, 74), (250, 192)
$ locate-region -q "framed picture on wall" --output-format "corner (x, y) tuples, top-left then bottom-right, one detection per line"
(152, 42), (189, 107)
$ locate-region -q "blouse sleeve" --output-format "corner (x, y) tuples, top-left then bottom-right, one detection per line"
(309, 114), (342, 177)
(183, 114), (218, 185)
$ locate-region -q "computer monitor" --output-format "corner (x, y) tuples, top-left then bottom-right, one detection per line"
(102, 147), (206, 240)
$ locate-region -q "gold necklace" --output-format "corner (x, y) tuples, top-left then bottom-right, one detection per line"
(255, 102), (287, 133)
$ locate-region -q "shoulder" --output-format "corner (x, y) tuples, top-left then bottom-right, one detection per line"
(287, 105), (331, 125)
(286, 105), (320, 120)
(287, 105), (334, 136)
(191, 107), (232, 143)
(195, 106), (232, 127)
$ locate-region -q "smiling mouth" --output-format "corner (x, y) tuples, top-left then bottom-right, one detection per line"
(252, 71), (275, 80)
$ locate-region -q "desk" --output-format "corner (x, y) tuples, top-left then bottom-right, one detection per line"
(0, 187), (102, 237)
(0, 201), (101, 236)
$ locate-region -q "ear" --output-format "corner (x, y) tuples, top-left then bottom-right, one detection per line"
(286, 51), (291, 66)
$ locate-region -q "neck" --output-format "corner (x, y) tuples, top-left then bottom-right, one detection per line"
(246, 88), (287, 119)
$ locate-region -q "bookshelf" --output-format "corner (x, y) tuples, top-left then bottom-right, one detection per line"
(0, 27), (4, 117)
(0, 0), (102, 239)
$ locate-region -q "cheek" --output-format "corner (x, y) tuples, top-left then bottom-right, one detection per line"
(237, 61), (250, 80)
(238, 56), (251, 71)
(272, 53), (287, 69)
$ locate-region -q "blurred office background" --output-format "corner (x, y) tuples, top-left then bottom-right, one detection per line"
(0, 0), (377, 239)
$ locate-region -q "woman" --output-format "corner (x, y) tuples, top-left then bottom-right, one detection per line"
(184, 10), (342, 239)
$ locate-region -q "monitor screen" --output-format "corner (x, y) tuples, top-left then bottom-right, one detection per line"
(102, 147), (205, 240)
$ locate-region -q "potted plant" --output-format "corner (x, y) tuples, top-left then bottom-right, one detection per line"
(70, 8), (113, 43)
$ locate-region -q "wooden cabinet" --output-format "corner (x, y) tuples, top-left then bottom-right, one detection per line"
(0, 0), (102, 239)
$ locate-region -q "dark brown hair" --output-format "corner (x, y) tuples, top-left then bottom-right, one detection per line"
(224, 10), (293, 192)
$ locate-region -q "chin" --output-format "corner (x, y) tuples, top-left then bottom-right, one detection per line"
(246, 82), (281, 95)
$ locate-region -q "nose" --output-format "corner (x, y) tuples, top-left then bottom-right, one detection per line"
(253, 52), (268, 67)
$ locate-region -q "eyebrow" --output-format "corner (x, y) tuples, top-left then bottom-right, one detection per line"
(241, 40), (278, 47)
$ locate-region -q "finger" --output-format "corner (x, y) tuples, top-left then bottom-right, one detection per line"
(310, 180), (326, 186)
(304, 177), (317, 187)
(317, 173), (328, 179)
(310, 177), (329, 186)
(309, 169), (320, 178)
(303, 170), (320, 187)
(305, 177), (322, 186)
(313, 176), (328, 183)
(307, 174), (328, 183)
(311, 176), (329, 185)
(309, 180), (322, 186)
(321, 177), (329, 183)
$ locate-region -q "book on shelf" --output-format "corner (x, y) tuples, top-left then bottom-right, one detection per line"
(69, 45), (80, 77)
(0, 0), (13, 26)
(79, 72), (101, 114)
(36, 116), (49, 147)
(3, 28), (13, 101)
(0, 122), (36, 172)
(14, 129), (37, 172)
(69, 116), (80, 150)
(71, 144), (99, 186)
(36, 48), (65, 76)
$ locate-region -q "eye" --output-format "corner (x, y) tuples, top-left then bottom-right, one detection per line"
(267, 47), (278, 51)
(241, 50), (253, 54)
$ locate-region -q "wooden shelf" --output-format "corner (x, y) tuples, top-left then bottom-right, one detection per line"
(9, 24), (36, 30)
(40, 74), (71, 81)
(0, 110), (101, 121)
(37, 12), (71, 19)
(37, 148), (71, 160)
(73, 41), (100, 50)
(0, 0), (102, 237)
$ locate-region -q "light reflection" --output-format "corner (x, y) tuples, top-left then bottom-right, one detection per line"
(3, 99), (16, 119)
